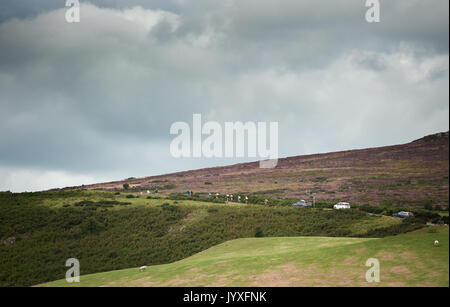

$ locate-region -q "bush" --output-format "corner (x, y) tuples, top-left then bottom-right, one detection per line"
(312, 177), (327, 182)
(254, 227), (264, 237)
(359, 218), (423, 237)
(80, 217), (105, 235)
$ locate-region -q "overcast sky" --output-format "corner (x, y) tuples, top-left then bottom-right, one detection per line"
(0, 0), (448, 192)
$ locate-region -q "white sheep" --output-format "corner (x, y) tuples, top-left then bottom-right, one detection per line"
(434, 240), (439, 247)
(139, 265), (147, 271)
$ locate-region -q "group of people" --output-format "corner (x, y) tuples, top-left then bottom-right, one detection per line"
(186, 190), (269, 205)
(224, 194), (249, 204)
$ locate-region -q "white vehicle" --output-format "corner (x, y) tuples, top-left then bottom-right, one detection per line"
(333, 202), (351, 210)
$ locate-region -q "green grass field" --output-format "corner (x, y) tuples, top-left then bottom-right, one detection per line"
(39, 226), (449, 287)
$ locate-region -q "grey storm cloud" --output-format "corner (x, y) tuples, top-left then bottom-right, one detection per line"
(0, 0), (448, 191)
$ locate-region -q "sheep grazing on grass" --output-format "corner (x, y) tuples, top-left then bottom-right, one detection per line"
(434, 240), (439, 247)
(139, 266), (147, 272)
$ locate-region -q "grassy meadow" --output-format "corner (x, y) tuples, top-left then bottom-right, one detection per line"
(39, 227), (449, 287)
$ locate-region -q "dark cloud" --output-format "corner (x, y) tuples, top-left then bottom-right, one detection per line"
(0, 1), (448, 191)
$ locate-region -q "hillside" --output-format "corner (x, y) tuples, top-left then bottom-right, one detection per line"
(71, 132), (449, 209)
(1, 132), (448, 287)
(39, 229), (449, 287)
(0, 191), (411, 286)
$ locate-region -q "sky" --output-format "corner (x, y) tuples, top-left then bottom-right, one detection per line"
(0, 0), (449, 192)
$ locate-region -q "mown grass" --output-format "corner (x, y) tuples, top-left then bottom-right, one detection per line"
(39, 227), (449, 287)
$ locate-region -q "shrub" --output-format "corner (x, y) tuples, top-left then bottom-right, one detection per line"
(80, 217), (105, 235)
(254, 227), (264, 237)
(312, 177), (327, 182)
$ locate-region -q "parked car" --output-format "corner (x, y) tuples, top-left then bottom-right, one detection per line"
(333, 202), (351, 209)
(292, 200), (312, 207)
(393, 211), (414, 218)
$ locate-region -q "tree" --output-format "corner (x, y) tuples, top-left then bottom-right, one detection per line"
(123, 183), (130, 190)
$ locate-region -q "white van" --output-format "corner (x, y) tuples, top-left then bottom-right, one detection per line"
(333, 202), (351, 209)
